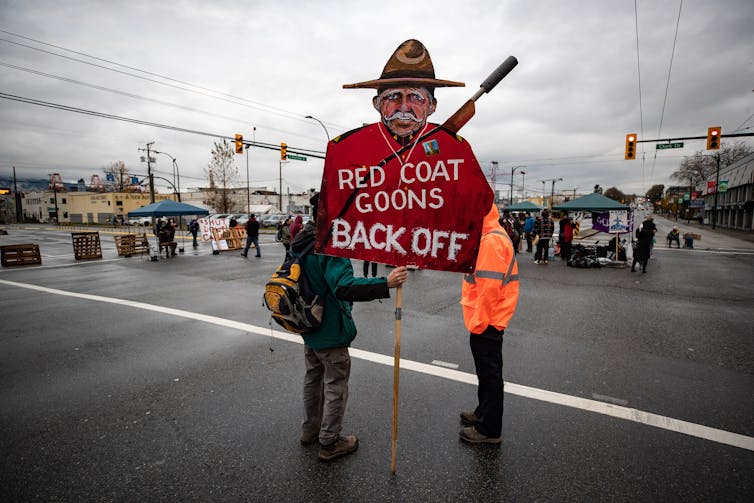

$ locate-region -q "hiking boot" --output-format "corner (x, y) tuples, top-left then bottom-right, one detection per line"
(460, 426), (501, 444)
(300, 430), (319, 446)
(460, 411), (478, 426)
(318, 435), (359, 461)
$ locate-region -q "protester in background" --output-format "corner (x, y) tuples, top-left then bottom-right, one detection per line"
(188, 218), (200, 248)
(241, 214), (260, 258)
(289, 214), (304, 241)
(559, 214), (574, 262)
(229, 215), (238, 228)
(667, 226), (681, 248)
(632, 224), (653, 273)
(535, 210), (554, 264)
(154, 218), (164, 237)
(280, 216), (292, 259)
(499, 210), (520, 255)
(296, 193), (407, 461)
(523, 212), (535, 253)
(641, 214), (657, 257)
(459, 205), (519, 444)
(158, 219), (177, 257)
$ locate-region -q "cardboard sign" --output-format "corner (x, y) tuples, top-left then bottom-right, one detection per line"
(315, 122), (494, 272)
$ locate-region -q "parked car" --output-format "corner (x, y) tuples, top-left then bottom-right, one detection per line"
(230, 213), (249, 227)
(127, 217), (151, 226)
(261, 213), (287, 227)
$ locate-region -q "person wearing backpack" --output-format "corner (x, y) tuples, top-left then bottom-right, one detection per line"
(295, 193), (407, 462)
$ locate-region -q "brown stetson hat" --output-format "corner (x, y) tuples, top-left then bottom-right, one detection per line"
(343, 39), (464, 89)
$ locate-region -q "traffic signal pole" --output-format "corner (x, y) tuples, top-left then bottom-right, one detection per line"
(712, 153), (721, 230)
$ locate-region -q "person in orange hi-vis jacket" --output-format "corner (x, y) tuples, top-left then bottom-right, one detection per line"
(459, 205), (520, 444)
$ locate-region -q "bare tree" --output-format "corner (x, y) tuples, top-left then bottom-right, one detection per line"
(103, 161), (131, 192)
(671, 141), (752, 185)
(204, 140), (240, 213)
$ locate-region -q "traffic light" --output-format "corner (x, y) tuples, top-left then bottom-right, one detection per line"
(280, 142), (287, 161)
(624, 133), (637, 160)
(234, 134), (243, 154)
(0, 187), (10, 195)
(706, 126), (721, 150)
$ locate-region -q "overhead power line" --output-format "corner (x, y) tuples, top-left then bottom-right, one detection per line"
(649, 0), (684, 187)
(0, 92), (325, 159)
(0, 29), (348, 132)
(0, 60), (325, 143)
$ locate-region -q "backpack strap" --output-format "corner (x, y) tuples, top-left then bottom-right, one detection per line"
(291, 238), (316, 259)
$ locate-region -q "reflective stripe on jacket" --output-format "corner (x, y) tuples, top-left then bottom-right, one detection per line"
(461, 205), (520, 334)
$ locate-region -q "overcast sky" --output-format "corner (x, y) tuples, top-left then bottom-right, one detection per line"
(1, 0), (752, 200)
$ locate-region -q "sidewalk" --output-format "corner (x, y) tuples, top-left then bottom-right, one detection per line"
(652, 214), (754, 251)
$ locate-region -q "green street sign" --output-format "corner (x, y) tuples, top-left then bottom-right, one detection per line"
(718, 180), (728, 192)
(656, 142), (684, 150)
(287, 154), (307, 161)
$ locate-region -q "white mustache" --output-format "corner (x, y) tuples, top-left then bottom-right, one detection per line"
(385, 111), (420, 122)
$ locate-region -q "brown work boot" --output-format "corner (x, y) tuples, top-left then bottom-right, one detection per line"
(459, 411), (478, 426)
(318, 435), (359, 461)
(460, 426), (501, 444)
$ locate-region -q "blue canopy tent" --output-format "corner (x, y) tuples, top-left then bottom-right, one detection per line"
(128, 199), (209, 218)
(128, 200), (209, 257)
(503, 200), (542, 212)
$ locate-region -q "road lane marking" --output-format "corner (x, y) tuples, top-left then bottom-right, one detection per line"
(2, 277), (753, 453)
(431, 360), (459, 369)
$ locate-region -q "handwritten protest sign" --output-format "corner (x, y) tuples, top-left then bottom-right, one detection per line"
(315, 122), (494, 272)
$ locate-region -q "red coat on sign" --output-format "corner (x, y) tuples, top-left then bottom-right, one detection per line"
(315, 122), (494, 273)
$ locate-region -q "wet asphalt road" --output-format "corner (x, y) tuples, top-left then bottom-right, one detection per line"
(1, 223), (753, 502)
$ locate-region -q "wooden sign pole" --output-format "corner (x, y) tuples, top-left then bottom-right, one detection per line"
(391, 285), (403, 474)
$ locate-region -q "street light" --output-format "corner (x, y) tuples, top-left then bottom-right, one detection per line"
(539, 177), (563, 209)
(510, 165), (526, 205)
(519, 170), (526, 200)
(305, 115), (330, 142)
(151, 150), (181, 202)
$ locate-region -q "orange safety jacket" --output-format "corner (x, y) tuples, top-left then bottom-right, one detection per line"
(461, 206), (520, 334)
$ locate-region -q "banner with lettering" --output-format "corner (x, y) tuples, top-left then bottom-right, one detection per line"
(315, 122), (494, 272)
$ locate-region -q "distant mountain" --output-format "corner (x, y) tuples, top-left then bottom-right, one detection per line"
(0, 177), (77, 192)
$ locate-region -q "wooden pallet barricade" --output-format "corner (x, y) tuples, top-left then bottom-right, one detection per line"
(71, 232), (103, 261)
(1, 243), (42, 267)
(211, 228), (247, 251)
(114, 234), (151, 257)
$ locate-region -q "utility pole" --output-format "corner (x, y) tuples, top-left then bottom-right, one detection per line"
(13, 165), (22, 223)
(137, 142), (156, 204)
(279, 160), (283, 212)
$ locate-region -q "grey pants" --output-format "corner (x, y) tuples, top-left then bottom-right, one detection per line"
(303, 346), (351, 446)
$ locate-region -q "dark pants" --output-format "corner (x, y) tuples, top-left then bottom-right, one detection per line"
(363, 261), (377, 277)
(243, 235), (260, 256)
(470, 327), (504, 438)
(536, 238), (551, 262)
(632, 256), (647, 272)
(561, 241), (572, 261)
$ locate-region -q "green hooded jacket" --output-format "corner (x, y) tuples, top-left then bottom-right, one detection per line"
(292, 222), (390, 350)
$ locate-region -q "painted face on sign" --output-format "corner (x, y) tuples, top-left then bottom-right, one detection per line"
(373, 87), (437, 138)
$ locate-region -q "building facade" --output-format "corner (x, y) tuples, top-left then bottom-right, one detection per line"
(703, 152), (754, 231)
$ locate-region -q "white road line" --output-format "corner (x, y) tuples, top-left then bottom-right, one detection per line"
(2, 277), (753, 452)
(431, 360), (460, 369)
